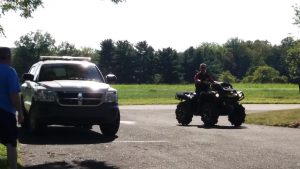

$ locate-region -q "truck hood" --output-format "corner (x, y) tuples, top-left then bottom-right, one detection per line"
(38, 80), (111, 92)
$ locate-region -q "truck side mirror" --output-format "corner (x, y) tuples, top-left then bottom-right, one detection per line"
(22, 73), (34, 81)
(106, 74), (117, 84)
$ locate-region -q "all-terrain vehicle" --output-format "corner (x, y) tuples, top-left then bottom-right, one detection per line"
(175, 81), (246, 127)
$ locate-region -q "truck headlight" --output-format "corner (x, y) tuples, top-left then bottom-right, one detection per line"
(105, 91), (118, 103)
(35, 90), (56, 102)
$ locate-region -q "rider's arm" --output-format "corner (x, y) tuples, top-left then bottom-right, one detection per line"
(194, 73), (201, 84)
(208, 75), (215, 83)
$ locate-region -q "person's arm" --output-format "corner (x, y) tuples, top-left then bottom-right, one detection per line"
(10, 93), (23, 124)
(194, 73), (201, 84)
(7, 68), (24, 124)
(208, 74), (215, 83)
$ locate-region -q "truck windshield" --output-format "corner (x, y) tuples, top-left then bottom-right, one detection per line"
(38, 63), (104, 82)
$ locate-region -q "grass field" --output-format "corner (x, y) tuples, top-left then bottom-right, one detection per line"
(246, 108), (300, 127)
(0, 145), (6, 169)
(113, 83), (300, 105)
(0, 145), (22, 169)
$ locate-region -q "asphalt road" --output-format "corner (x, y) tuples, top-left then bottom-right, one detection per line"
(20, 104), (300, 169)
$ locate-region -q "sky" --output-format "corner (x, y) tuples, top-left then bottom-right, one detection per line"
(0, 0), (300, 52)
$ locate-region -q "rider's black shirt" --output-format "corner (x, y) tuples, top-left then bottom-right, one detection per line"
(194, 72), (214, 93)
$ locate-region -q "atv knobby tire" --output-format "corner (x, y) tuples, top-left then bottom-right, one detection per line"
(201, 102), (219, 127)
(228, 104), (246, 127)
(175, 101), (193, 126)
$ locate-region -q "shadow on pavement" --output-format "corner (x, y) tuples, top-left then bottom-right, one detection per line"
(18, 126), (117, 145)
(198, 125), (247, 129)
(0, 158), (23, 169)
(177, 124), (247, 129)
(22, 160), (119, 169)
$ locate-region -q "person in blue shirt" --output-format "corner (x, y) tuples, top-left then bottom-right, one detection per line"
(0, 47), (23, 169)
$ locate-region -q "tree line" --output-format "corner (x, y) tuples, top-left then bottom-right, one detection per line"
(11, 30), (300, 84)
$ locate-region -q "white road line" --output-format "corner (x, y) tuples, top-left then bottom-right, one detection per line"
(113, 141), (169, 143)
(120, 121), (136, 125)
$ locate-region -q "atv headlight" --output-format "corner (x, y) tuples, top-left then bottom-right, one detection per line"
(237, 91), (244, 100)
(105, 91), (118, 103)
(35, 90), (56, 102)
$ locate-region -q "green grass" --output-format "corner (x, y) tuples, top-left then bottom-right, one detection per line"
(0, 144), (22, 169)
(112, 83), (300, 105)
(234, 83), (300, 104)
(0, 145), (7, 169)
(246, 109), (300, 127)
(112, 84), (193, 105)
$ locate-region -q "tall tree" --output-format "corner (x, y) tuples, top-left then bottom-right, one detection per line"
(134, 41), (156, 83)
(54, 42), (81, 56)
(286, 41), (300, 93)
(0, 0), (43, 35)
(224, 38), (251, 80)
(286, 41), (300, 80)
(157, 47), (182, 83)
(290, 4), (300, 92)
(181, 47), (199, 82)
(266, 37), (294, 78)
(98, 39), (116, 76)
(13, 30), (55, 75)
(247, 40), (272, 68)
(195, 43), (224, 79)
(293, 4), (300, 27)
(114, 40), (137, 83)
(80, 47), (98, 63)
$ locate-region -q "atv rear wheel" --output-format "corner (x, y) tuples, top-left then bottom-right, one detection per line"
(201, 102), (219, 127)
(228, 104), (246, 127)
(175, 101), (193, 126)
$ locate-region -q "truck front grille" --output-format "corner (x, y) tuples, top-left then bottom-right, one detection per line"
(56, 92), (104, 106)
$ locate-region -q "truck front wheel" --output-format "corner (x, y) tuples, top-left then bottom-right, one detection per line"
(99, 110), (120, 136)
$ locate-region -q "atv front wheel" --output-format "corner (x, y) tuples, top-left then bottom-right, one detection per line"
(228, 104), (246, 127)
(175, 101), (193, 126)
(201, 102), (219, 127)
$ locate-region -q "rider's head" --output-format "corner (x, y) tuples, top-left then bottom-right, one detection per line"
(199, 63), (207, 72)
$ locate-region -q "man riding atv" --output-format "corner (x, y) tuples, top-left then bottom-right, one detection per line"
(194, 63), (215, 93)
(175, 63), (246, 127)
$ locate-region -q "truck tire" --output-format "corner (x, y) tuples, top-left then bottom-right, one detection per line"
(28, 105), (45, 135)
(100, 110), (120, 136)
(21, 102), (29, 129)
